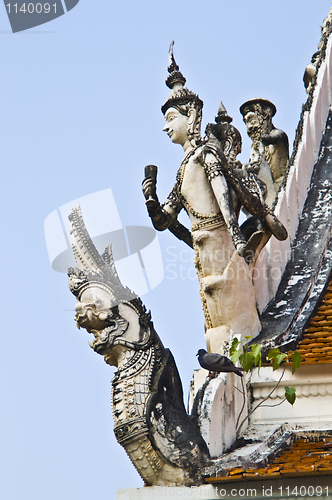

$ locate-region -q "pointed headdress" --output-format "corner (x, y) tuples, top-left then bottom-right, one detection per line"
(161, 41), (203, 115)
(205, 101), (242, 152)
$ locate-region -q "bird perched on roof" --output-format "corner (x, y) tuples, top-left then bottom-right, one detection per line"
(196, 349), (245, 377)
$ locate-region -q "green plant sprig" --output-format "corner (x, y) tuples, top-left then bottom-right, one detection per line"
(230, 337), (301, 406)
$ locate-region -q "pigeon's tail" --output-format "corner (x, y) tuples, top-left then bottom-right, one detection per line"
(235, 369), (244, 377)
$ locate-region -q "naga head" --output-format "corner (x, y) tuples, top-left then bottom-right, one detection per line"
(67, 205), (155, 367)
(67, 206), (209, 487)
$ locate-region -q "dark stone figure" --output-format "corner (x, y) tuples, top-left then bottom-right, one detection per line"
(240, 98), (289, 207)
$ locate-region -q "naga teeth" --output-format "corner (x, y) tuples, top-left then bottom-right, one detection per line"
(99, 311), (108, 321)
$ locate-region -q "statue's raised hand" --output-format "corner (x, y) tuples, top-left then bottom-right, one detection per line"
(142, 165), (158, 205)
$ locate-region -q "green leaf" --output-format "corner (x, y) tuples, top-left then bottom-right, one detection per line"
(292, 351), (302, 374)
(229, 338), (239, 357)
(242, 352), (255, 372)
(244, 336), (253, 340)
(273, 353), (287, 371)
(267, 348), (281, 360)
(230, 348), (241, 364)
(285, 386), (296, 405)
(251, 344), (261, 367)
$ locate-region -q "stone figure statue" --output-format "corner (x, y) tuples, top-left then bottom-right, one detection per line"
(143, 43), (256, 261)
(304, 6), (332, 94)
(204, 105), (287, 243)
(303, 51), (321, 94)
(240, 98), (289, 207)
(142, 43), (287, 354)
(67, 205), (210, 487)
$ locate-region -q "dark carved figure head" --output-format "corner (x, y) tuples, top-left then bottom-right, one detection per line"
(205, 102), (242, 164)
(240, 98), (276, 140)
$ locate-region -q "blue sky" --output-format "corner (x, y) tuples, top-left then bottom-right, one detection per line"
(1, 1), (331, 498)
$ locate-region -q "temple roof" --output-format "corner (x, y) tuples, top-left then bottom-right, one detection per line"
(204, 431), (332, 483)
(197, 12), (332, 489)
(253, 110), (332, 354)
(288, 277), (332, 364)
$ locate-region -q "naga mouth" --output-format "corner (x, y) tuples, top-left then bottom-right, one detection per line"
(74, 306), (129, 354)
(89, 329), (111, 354)
(74, 305), (110, 333)
(89, 319), (124, 354)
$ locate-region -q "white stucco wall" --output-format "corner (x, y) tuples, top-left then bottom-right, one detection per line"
(254, 35), (332, 311)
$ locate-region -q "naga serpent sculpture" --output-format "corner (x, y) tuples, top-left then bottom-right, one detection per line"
(67, 205), (209, 486)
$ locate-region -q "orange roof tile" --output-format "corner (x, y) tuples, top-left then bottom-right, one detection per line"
(205, 437), (332, 483)
(287, 280), (332, 364)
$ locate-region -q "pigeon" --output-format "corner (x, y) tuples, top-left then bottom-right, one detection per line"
(196, 349), (245, 377)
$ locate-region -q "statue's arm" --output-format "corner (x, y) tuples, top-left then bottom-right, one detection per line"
(199, 147), (230, 188)
(142, 168), (192, 246)
(261, 128), (289, 151)
(209, 172), (238, 225)
(200, 149), (245, 249)
(142, 175), (182, 231)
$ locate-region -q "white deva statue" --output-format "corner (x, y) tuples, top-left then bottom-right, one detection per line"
(142, 43), (287, 354)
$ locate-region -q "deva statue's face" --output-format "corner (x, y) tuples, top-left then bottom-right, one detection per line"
(163, 107), (189, 146)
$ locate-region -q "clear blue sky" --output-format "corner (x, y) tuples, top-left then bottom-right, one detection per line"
(1, 1), (331, 499)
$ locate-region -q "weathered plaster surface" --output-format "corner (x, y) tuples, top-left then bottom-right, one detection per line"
(189, 369), (248, 458)
(253, 110), (332, 351)
(250, 365), (332, 429)
(254, 34), (332, 310)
